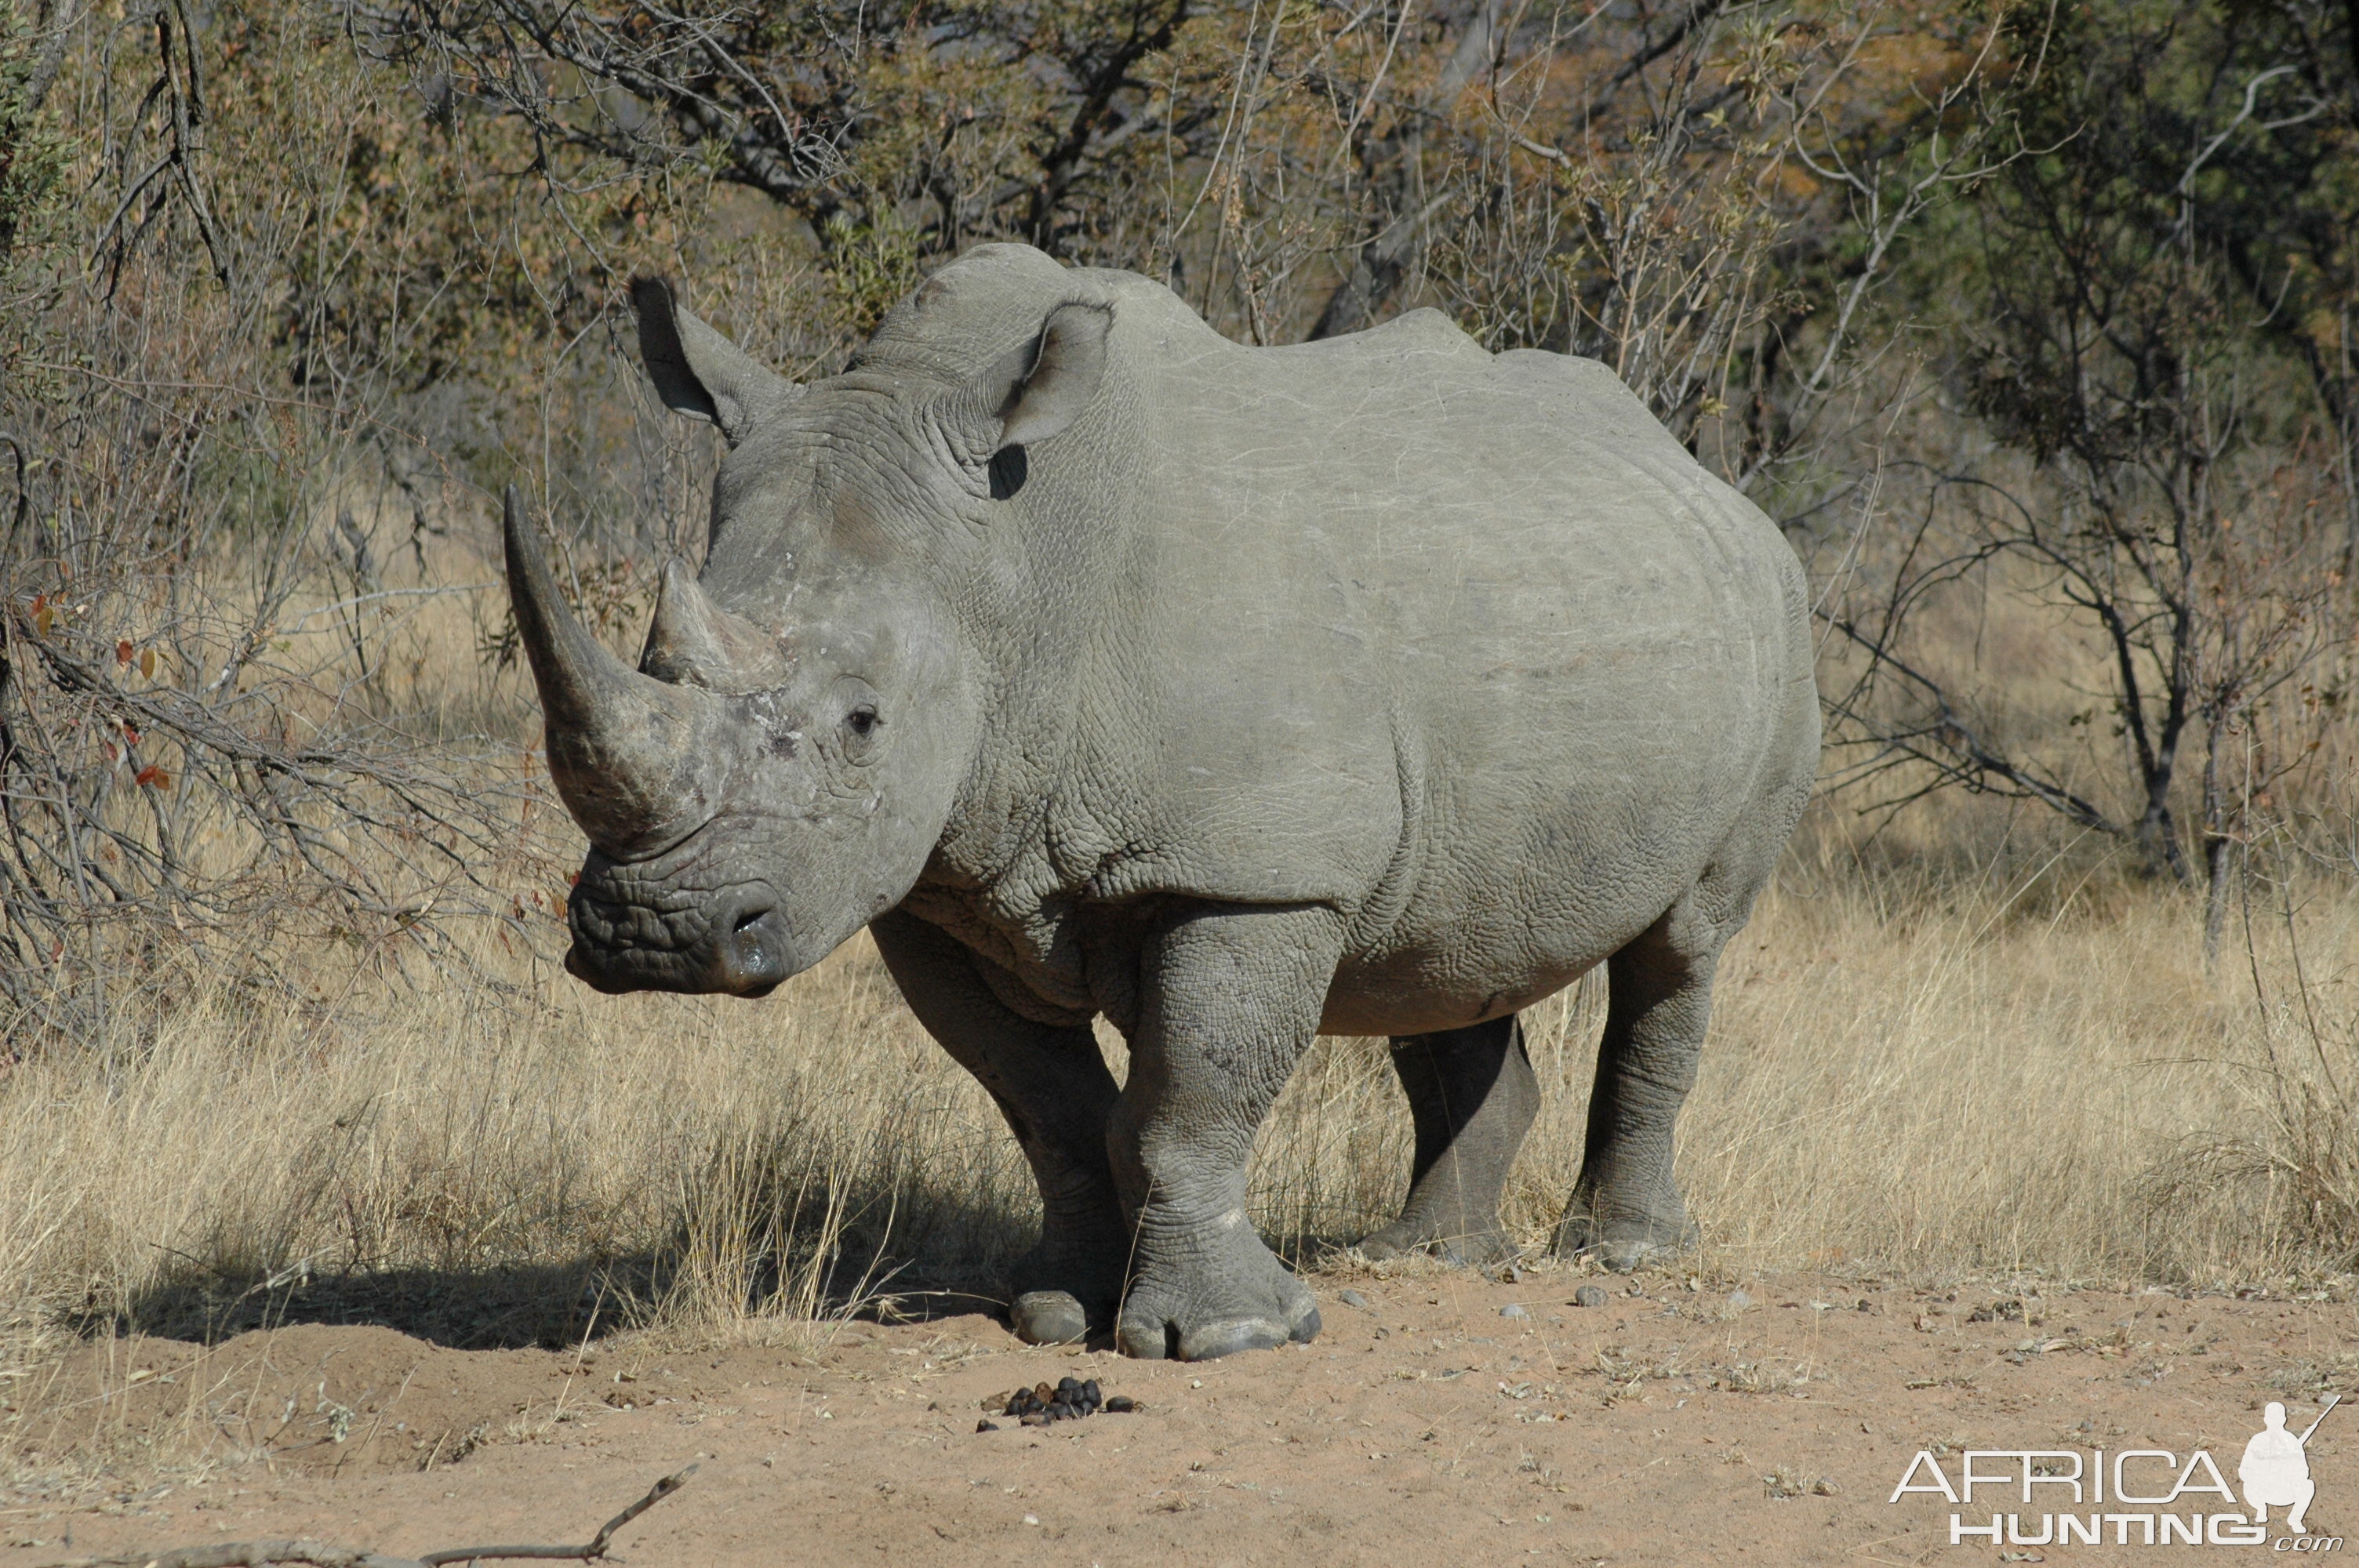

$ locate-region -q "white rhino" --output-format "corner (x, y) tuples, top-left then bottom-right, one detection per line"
(503, 242), (1818, 1360)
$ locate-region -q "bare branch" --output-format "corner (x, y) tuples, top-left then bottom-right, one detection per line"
(38, 1465), (697, 1568)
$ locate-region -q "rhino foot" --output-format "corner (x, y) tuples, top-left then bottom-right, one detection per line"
(1115, 1235), (1321, 1361)
(1006, 1236), (1125, 1345)
(1552, 1210), (1699, 1273)
(1590, 1236), (1677, 1273)
(1009, 1290), (1091, 1345)
(1354, 1219), (1521, 1270)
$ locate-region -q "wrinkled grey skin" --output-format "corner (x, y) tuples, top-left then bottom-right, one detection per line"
(504, 242), (1817, 1363)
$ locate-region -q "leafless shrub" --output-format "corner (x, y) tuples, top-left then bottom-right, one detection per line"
(353, 0), (1198, 313)
(1812, 5), (2359, 949)
(0, 0), (591, 1047)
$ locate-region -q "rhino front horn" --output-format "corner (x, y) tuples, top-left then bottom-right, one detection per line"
(503, 486), (719, 850)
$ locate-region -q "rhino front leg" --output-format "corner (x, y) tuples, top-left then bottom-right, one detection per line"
(1554, 909), (1718, 1272)
(870, 909), (1125, 1345)
(1108, 901), (1341, 1361)
(1357, 1017), (1537, 1268)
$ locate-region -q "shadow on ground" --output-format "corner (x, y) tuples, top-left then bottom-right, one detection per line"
(81, 1229), (1392, 1355)
(77, 1171), (1081, 1351)
(82, 1258), (653, 1352)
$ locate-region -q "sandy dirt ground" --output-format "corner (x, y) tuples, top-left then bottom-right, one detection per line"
(5, 1265), (2357, 1566)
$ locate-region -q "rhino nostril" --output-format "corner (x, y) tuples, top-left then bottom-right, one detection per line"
(715, 901), (788, 997)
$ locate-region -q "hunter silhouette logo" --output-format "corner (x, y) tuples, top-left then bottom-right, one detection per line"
(2241, 1396), (2335, 1534)
(1888, 1393), (2343, 1548)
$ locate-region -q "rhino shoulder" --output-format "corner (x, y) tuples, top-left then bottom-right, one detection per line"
(1492, 347), (1664, 434)
(1259, 306), (1488, 368)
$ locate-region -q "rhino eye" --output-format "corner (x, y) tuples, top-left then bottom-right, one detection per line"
(988, 445), (1027, 499)
(830, 678), (883, 760)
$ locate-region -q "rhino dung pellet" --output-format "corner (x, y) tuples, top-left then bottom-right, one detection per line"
(988, 1376), (1129, 1427)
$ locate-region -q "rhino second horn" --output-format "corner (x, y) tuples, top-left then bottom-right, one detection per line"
(641, 559), (790, 690)
(503, 486), (718, 849)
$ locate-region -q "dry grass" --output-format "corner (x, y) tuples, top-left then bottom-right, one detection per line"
(9, 796), (2359, 1413)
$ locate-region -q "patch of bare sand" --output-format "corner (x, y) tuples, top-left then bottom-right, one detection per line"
(12, 1323), (583, 1479)
(6, 1268), (2357, 1566)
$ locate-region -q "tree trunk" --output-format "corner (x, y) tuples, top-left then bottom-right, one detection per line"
(2134, 786), (2187, 884)
(2201, 827), (2233, 964)
(2198, 704), (2245, 965)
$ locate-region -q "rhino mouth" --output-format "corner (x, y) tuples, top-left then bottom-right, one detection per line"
(565, 863), (797, 997)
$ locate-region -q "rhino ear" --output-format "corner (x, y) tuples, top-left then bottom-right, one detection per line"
(631, 277), (800, 446)
(994, 301), (1113, 448)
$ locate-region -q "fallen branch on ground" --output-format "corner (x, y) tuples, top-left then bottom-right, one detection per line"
(40, 1464), (696, 1568)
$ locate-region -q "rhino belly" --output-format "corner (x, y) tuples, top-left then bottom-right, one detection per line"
(1315, 634), (1791, 1037)
(1317, 826), (1707, 1037)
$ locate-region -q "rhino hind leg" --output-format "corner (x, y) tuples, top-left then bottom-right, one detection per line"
(1553, 906), (1723, 1272)
(868, 910), (1129, 1344)
(1356, 1017), (1536, 1269)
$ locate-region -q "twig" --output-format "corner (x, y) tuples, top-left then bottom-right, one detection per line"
(416, 1465), (696, 1565)
(278, 583), (498, 632)
(38, 1465), (697, 1568)
(0, 431), (26, 553)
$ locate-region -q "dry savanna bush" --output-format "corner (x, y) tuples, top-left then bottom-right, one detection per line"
(8, 0), (2359, 1486)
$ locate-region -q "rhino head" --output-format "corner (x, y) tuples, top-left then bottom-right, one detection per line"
(507, 260), (1113, 995)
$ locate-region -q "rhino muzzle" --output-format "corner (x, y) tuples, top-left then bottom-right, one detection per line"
(565, 864), (797, 996)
